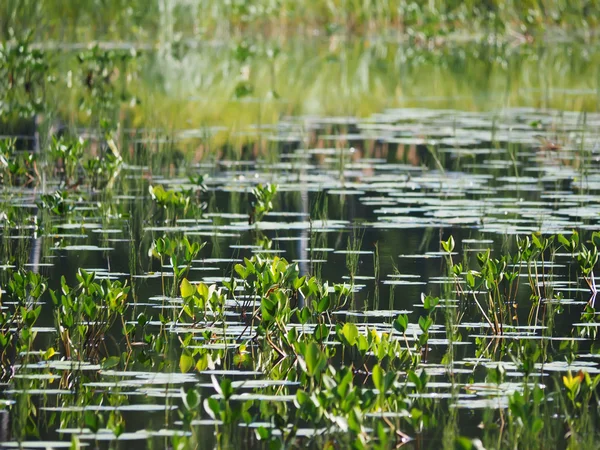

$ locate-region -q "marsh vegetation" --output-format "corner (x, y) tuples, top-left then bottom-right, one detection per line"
(1, 2), (600, 449)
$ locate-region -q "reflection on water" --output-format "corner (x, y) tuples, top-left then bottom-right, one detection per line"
(1, 37), (600, 448)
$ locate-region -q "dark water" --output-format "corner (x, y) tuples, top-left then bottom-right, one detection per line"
(1, 39), (600, 448)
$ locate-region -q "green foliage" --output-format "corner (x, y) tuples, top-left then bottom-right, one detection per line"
(0, 32), (50, 118)
(49, 269), (130, 362)
(149, 182), (208, 222)
(3, 1), (598, 42)
(37, 190), (73, 216)
(76, 45), (138, 127)
(0, 270), (47, 378)
(447, 232), (600, 335)
(0, 138), (38, 186)
(248, 183), (277, 225)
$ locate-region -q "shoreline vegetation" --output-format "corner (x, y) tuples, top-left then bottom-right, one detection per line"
(2, 1), (600, 149)
(2, 37), (599, 153)
(2, 0), (600, 43)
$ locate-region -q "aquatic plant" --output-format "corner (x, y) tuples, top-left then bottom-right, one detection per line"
(149, 183), (207, 224)
(0, 31), (50, 118)
(2, 25), (600, 447)
(49, 269), (130, 362)
(0, 270), (46, 378)
(36, 190), (73, 216)
(75, 44), (138, 128)
(445, 232), (599, 336)
(0, 138), (39, 186)
(248, 183), (277, 225)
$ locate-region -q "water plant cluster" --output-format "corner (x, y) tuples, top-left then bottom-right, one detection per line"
(2, 3), (600, 450)
(2, 144), (600, 448)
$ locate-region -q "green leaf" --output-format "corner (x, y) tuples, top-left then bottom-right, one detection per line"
(101, 356), (120, 370)
(418, 316), (433, 333)
(255, 426), (271, 440)
(454, 437), (473, 450)
(341, 322), (359, 346)
(466, 271), (475, 288)
(204, 398), (220, 420)
(441, 235), (455, 253)
(297, 307), (311, 324)
(393, 314), (408, 334)
(304, 342), (326, 377)
(179, 351), (194, 373)
(316, 296), (330, 313)
(357, 334), (369, 353)
(183, 388), (200, 410)
(423, 295), (439, 310)
(180, 278), (195, 298)
(313, 323), (330, 341)
(407, 370), (421, 390)
(293, 275), (306, 290)
(557, 234), (570, 247)
(84, 410), (101, 433)
(372, 365), (383, 392)
(195, 353), (209, 372)
(220, 378), (234, 399)
(531, 418), (544, 435)
(234, 264), (248, 279)
(295, 389), (309, 406)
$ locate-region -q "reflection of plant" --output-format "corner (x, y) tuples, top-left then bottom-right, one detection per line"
(205, 376), (252, 447)
(346, 226), (364, 292)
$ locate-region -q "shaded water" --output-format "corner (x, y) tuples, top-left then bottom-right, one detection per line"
(1, 38), (600, 449)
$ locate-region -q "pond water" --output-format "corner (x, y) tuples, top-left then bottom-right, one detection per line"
(1, 38), (600, 449)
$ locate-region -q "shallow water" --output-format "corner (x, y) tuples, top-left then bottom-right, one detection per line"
(1, 38), (600, 448)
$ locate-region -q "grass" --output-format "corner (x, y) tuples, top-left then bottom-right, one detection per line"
(2, 0), (600, 43)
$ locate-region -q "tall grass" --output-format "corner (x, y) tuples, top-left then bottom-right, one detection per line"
(1, 0), (599, 42)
